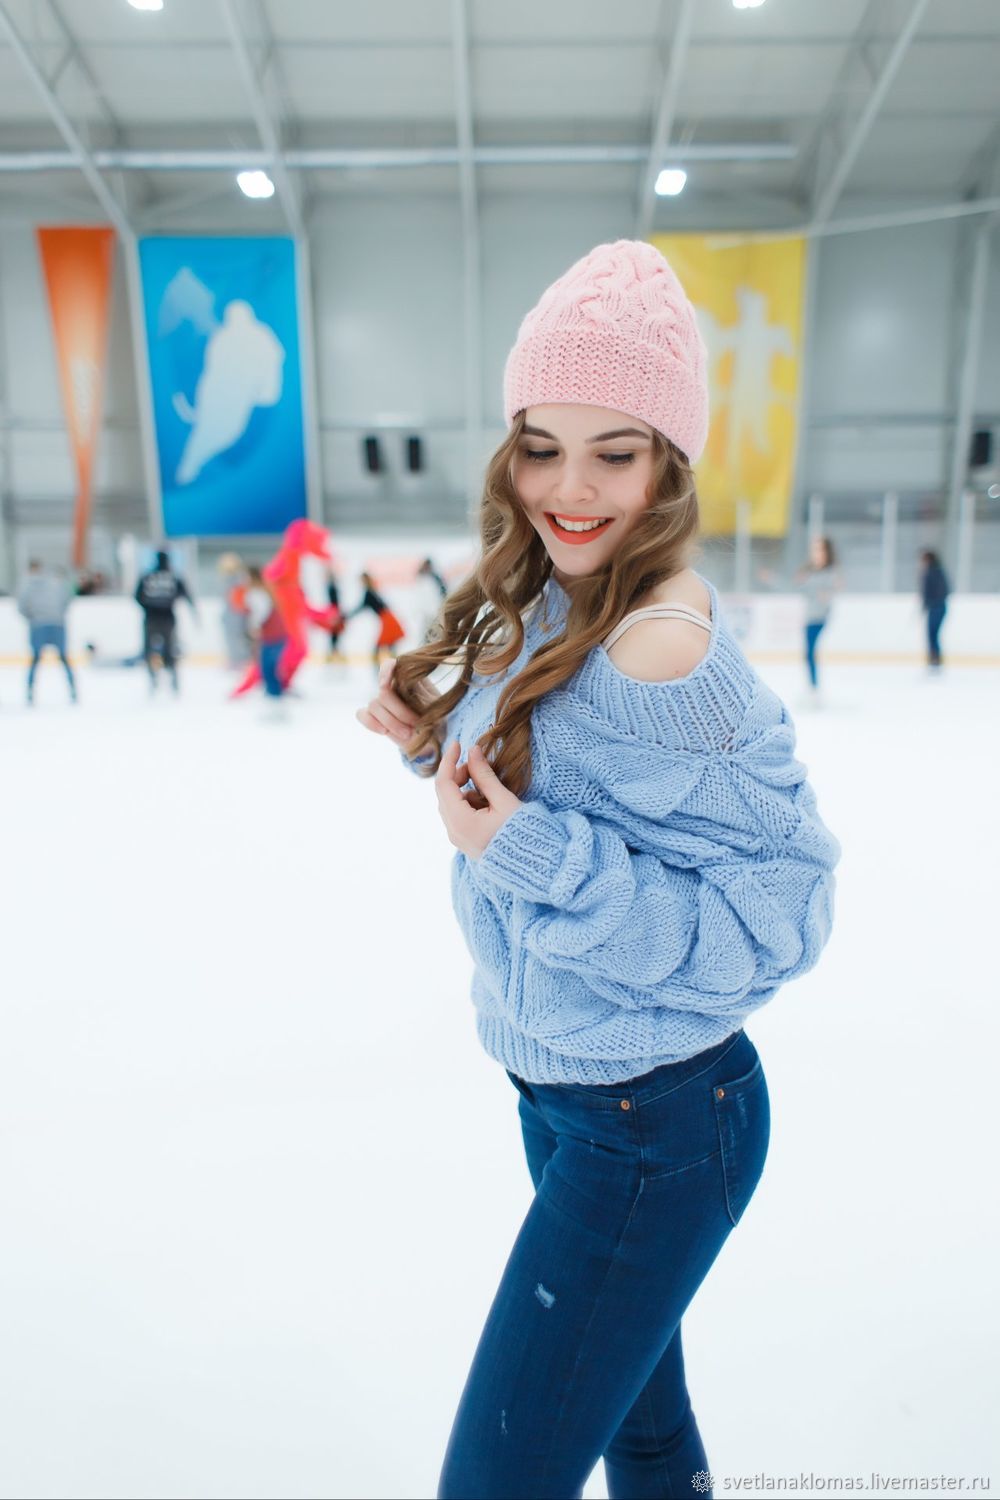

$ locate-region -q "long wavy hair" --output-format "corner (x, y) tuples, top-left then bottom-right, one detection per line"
(393, 408), (701, 799)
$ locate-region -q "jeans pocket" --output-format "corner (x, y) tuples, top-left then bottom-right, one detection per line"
(505, 1069), (536, 1105)
(711, 1052), (770, 1227)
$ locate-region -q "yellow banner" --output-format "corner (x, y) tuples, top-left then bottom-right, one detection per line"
(651, 233), (806, 537)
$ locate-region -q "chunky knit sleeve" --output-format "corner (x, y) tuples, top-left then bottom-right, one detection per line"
(399, 745), (435, 777)
(469, 735), (840, 1015)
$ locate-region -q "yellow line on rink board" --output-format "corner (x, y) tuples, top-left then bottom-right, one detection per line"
(2, 650), (1000, 668)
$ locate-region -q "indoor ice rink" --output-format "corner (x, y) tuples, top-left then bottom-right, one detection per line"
(1, 3), (998, 1499)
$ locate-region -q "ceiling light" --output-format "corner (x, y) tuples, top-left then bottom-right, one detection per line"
(655, 167), (687, 197)
(732, 0), (766, 8)
(127, 0), (164, 10)
(237, 169), (275, 200)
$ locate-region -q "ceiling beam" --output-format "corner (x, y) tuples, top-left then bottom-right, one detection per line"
(38, 0), (155, 217)
(635, 0), (697, 240)
(42, 0), (124, 143)
(216, 0), (302, 236)
(0, 1), (130, 235)
(0, 142), (798, 174)
(809, 0), (930, 228)
(959, 118), (1000, 202)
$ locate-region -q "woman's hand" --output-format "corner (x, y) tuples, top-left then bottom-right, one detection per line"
(435, 740), (522, 861)
(355, 659), (439, 751)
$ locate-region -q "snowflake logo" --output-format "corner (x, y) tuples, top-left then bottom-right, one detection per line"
(691, 1471), (714, 1493)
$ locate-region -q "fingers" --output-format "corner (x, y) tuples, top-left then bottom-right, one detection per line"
(356, 702), (414, 744)
(465, 743), (498, 782)
(357, 656), (421, 743)
(355, 706), (388, 737)
(435, 738), (461, 777)
(465, 743), (505, 795)
(376, 661), (420, 728)
(435, 739), (462, 803)
(382, 656), (444, 711)
(378, 694), (419, 736)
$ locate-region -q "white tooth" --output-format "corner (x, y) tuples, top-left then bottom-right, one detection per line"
(555, 516), (608, 532)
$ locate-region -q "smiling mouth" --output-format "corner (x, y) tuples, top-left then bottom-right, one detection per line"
(545, 512), (614, 543)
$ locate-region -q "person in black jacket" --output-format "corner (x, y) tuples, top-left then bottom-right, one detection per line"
(919, 550), (950, 672)
(135, 550), (197, 693)
(344, 570), (406, 677)
(325, 569), (347, 664)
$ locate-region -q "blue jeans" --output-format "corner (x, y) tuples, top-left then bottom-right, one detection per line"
(259, 640), (285, 697)
(437, 1028), (770, 1499)
(804, 620), (826, 686)
(926, 603), (946, 666)
(28, 622), (76, 698)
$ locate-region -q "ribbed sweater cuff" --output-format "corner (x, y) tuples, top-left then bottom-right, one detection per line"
(399, 745), (435, 775)
(474, 801), (569, 902)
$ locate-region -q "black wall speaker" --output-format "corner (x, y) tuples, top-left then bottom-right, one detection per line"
(406, 435), (423, 473)
(363, 435), (383, 474)
(970, 428), (993, 469)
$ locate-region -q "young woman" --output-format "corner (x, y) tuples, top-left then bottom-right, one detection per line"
(357, 239), (841, 1499)
(759, 535), (843, 706)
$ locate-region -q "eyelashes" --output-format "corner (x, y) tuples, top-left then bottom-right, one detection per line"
(520, 449), (636, 466)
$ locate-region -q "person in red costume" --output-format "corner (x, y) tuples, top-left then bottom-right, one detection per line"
(230, 518), (342, 698)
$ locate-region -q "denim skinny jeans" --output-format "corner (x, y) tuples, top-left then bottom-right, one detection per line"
(926, 602), (946, 666)
(804, 620), (826, 686)
(437, 1027), (770, 1500)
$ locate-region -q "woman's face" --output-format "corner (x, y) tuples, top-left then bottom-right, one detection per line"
(512, 403), (656, 584)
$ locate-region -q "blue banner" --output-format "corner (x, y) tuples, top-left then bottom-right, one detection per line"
(138, 236), (308, 536)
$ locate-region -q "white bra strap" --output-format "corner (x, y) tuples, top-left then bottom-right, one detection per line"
(602, 603), (713, 651)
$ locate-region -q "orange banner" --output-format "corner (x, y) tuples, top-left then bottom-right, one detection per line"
(36, 227), (116, 567)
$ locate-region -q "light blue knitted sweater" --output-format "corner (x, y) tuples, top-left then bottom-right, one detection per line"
(401, 572), (841, 1085)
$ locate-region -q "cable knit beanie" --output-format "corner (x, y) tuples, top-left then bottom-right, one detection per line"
(503, 238), (709, 465)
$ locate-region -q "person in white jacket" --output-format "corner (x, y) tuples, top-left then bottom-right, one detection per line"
(412, 556), (448, 644)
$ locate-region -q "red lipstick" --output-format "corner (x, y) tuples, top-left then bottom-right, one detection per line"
(544, 513), (613, 546)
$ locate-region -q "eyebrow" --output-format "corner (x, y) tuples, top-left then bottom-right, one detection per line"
(522, 424), (651, 443)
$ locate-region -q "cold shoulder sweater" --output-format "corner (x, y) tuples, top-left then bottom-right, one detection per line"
(400, 572), (841, 1085)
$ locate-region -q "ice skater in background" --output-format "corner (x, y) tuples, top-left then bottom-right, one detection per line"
(758, 534), (843, 707)
(344, 571), (406, 677)
(17, 559), (77, 706)
(325, 568), (347, 664)
(244, 565), (290, 717)
(230, 519), (340, 700)
(135, 550), (198, 695)
(412, 556), (448, 644)
(217, 552), (251, 668)
(919, 550), (950, 674)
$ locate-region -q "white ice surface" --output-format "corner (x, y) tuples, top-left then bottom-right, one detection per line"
(1, 654), (997, 1499)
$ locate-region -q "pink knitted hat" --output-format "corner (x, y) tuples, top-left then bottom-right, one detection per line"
(503, 238), (709, 464)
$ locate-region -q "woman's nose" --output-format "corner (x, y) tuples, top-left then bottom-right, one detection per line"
(551, 465), (596, 501)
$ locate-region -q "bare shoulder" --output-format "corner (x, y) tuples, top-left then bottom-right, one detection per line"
(641, 568), (713, 619)
(606, 569), (713, 684)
